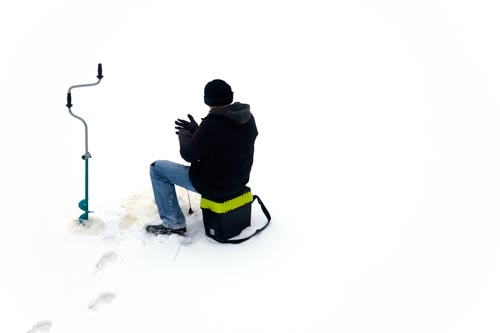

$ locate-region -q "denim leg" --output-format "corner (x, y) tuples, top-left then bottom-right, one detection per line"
(150, 160), (198, 229)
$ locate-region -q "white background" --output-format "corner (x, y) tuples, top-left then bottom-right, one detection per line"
(1, 0), (500, 332)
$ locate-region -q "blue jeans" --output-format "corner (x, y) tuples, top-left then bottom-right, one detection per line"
(150, 160), (198, 229)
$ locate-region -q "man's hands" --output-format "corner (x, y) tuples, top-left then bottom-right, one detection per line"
(175, 114), (199, 134)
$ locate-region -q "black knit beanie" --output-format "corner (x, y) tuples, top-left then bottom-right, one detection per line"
(204, 79), (233, 106)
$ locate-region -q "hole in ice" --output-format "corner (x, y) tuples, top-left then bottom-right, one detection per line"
(67, 216), (107, 235)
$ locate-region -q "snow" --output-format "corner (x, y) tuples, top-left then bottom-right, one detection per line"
(1, 0), (500, 332)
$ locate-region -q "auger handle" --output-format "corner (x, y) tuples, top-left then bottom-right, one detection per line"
(66, 93), (72, 108)
(97, 63), (103, 79)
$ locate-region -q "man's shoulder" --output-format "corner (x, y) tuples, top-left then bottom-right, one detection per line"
(202, 113), (231, 125)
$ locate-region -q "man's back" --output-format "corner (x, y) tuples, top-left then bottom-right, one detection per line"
(179, 102), (258, 201)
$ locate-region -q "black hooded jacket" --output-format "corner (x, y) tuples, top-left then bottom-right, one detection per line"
(178, 102), (258, 201)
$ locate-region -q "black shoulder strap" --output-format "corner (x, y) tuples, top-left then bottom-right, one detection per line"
(219, 195), (271, 244)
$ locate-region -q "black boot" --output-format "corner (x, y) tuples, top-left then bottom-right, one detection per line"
(145, 224), (186, 236)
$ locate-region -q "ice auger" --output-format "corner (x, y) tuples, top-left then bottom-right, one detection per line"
(66, 64), (103, 223)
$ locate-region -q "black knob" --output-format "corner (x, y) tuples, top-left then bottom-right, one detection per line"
(66, 92), (73, 108)
(97, 63), (103, 79)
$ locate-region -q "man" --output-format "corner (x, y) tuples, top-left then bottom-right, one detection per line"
(146, 79), (258, 235)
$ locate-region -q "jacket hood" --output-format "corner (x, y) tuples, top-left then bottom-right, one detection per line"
(209, 102), (251, 124)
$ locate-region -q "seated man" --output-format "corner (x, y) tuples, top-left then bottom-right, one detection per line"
(146, 79), (258, 235)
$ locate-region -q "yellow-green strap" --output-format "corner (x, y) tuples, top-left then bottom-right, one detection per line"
(200, 191), (253, 214)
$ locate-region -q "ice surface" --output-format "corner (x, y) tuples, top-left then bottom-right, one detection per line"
(119, 190), (158, 229)
(2, 1), (500, 332)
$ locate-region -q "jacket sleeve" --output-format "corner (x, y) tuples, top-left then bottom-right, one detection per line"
(178, 120), (217, 162)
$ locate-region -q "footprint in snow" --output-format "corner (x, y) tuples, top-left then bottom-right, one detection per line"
(27, 320), (52, 333)
(94, 251), (119, 273)
(88, 292), (116, 311)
